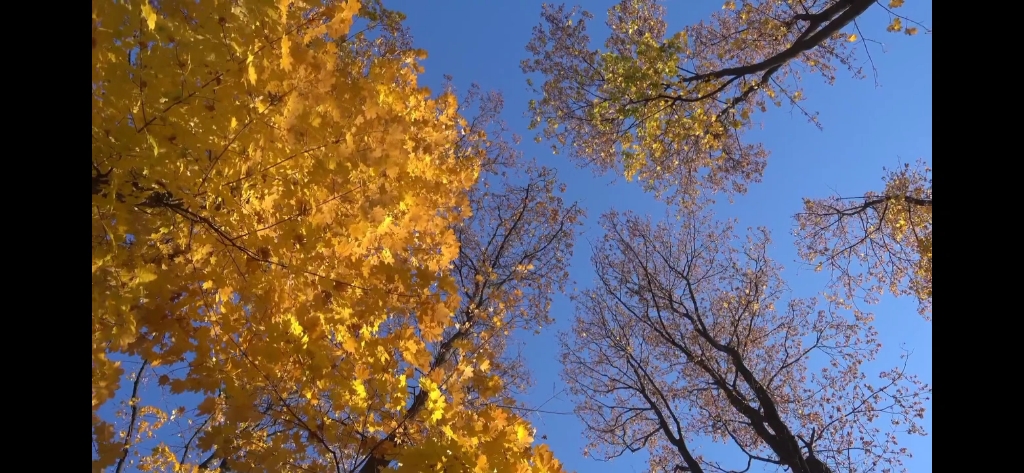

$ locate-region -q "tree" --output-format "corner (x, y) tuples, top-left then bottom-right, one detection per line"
(561, 209), (929, 473)
(795, 160), (932, 317)
(92, 1), (567, 472)
(450, 83), (585, 404)
(521, 0), (928, 208)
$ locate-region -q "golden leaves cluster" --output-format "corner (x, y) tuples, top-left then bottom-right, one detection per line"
(92, 1), (564, 472)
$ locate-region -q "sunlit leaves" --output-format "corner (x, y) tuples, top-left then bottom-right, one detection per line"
(92, 1), (564, 471)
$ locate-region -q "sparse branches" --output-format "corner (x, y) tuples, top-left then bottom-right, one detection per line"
(562, 208), (929, 473)
(795, 159), (932, 316)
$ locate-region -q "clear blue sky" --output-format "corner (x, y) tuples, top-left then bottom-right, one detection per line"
(388, 1), (933, 472)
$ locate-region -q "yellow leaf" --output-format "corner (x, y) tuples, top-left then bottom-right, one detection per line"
(137, 267), (158, 283)
(887, 17), (903, 32)
(432, 304), (450, 325)
(905, 27), (919, 35)
(147, 133), (159, 156)
(141, 2), (157, 30)
(196, 396), (217, 415)
(247, 53), (257, 85)
(342, 335), (359, 354)
(889, 0), (905, 7)
(352, 379), (367, 400)
(342, 0), (362, 21)
(515, 423), (533, 445)
(474, 454), (490, 473)
(421, 322), (444, 343)
(847, 34), (858, 42)
(280, 35), (293, 71)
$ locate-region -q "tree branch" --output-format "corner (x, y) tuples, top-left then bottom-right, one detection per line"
(114, 360), (149, 473)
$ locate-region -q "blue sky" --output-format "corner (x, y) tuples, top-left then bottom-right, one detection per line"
(388, 0), (932, 472)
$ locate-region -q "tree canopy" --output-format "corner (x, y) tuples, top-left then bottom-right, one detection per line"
(93, 1), (568, 472)
(93, 1), (930, 472)
(796, 160), (932, 316)
(522, 0), (931, 311)
(562, 210), (928, 473)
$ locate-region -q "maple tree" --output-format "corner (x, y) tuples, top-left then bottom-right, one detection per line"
(795, 160), (931, 317)
(522, 0), (928, 208)
(562, 209), (929, 473)
(92, 1), (568, 472)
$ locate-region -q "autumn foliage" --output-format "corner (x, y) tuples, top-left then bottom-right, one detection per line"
(796, 160), (932, 317)
(523, 0), (923, 205)
(562, 210), (928, 473)
(521, 0), (931, 472)
(92, 1), (566, 472)
(523, 0), (931, 311)
(93, 0), (929, 472)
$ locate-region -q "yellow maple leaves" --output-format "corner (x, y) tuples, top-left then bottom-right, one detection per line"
(140, 1), (157, 30)
(93, 1), (565, 472)
(420, 377), (447, 423)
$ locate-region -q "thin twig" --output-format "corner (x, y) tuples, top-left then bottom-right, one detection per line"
(115, 360), (150, 473)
